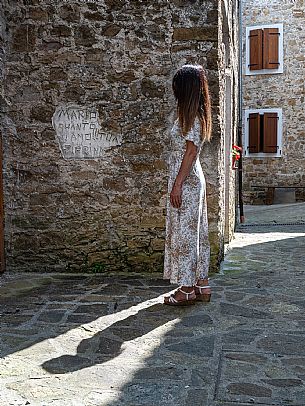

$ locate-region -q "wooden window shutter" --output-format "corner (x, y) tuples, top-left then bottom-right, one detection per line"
(248, 113), (260, 153)
(249, 29), (263, 70)
(263, 113), (278, 153)
(263, 28), (280, 69)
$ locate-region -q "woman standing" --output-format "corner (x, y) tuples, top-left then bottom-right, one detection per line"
(163, 64), (212, 306)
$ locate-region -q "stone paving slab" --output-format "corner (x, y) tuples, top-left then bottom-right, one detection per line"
(243, 202), (305, 225)
(1, 206), (305, 405)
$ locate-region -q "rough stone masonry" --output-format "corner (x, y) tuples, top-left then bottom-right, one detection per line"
(242, 0), (305, 204)
(0, 0), (239, 274)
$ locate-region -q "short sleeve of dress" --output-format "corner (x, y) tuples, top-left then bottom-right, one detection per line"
(185, 117), (201, 148)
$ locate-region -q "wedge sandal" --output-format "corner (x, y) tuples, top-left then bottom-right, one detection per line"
(164, 288), (196, 306)
(194, 283), (211, 302)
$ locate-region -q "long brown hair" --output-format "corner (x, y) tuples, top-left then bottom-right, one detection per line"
(172, 64), (212, 142)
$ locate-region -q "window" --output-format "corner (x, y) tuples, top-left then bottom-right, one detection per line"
(244, 108), (283, 157)
(246, 24), (283, 75)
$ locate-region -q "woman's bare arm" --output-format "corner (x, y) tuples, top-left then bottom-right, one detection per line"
(170, 140), (197, 208)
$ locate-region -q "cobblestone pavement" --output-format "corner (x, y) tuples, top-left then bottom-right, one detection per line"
(1, 204), (305, 406)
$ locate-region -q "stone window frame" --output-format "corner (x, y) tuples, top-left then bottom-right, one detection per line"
(245, 23), (284, 76)
(244, 108), (283, 158)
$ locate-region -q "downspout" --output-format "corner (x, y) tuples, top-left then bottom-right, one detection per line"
(238, 0), (245, 223)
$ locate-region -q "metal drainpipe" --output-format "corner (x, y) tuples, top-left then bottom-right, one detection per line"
(238, 0), (245, 223)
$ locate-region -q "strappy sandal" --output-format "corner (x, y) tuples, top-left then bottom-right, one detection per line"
(164, 288), (196, 306)
(194, 282), (211, 302)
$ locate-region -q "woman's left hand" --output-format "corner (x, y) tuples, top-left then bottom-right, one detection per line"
(170, 183), (182, 208)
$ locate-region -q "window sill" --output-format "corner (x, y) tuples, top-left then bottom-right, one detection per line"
(245, 68), (283, 76)
(244, 153), (282, 158)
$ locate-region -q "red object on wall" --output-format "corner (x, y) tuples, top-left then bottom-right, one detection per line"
(232, 145), (242, 169)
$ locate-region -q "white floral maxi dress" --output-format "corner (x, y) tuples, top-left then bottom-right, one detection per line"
(163, 117), (210, 286)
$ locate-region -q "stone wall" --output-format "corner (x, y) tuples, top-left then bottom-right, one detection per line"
(0, 0), (239, 273)
(219, 0), (240, 242)
(0, 2), (6, 121)
(242, 0), (305, 204)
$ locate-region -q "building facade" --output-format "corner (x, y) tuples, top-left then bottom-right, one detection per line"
(242, 0), (305, 204)
(0, 0), (239, 274)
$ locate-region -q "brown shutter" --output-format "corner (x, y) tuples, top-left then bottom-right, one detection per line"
(248, 113), (260, 153)
(263, 28), (280, 69)
(249, 29), (263, 70)
(263, 113), (278, 153)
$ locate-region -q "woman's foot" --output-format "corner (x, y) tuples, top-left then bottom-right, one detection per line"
(164, 286), (196, 306)
(194, 278), (211, 302)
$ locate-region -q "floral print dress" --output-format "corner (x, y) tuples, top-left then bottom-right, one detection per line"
(163, 116), (210, 286)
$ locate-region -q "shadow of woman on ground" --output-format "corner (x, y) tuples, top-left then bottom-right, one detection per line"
(42, 303), (191, 374)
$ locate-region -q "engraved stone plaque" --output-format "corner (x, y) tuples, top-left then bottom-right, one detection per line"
(52, 104), (122, 159)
